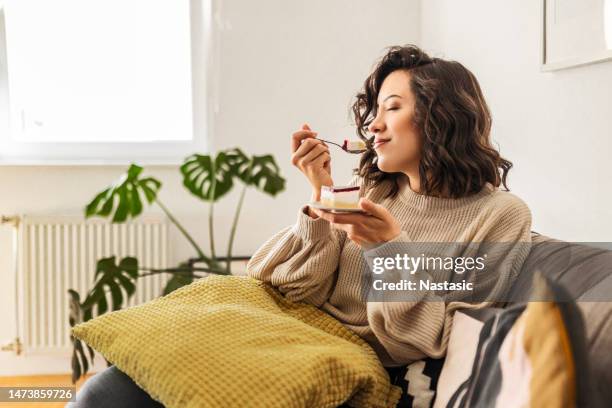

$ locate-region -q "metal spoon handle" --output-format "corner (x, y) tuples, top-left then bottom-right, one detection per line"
(317, 138), (345, 149)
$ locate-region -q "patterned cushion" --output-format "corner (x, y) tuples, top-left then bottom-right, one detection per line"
(448, 273), (590, 407)
(386, 358), (444, 408)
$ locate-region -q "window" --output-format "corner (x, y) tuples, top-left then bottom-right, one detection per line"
(0, 4), (9, 139)
(0, 0), (211, 164)
(606, 0), (612, 49)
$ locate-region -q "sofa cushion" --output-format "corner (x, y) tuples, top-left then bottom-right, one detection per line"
(434, 308), (502, 408)
(72, 275), (402, 408)
(508, 233), (612, 405)
(385, 357), (444, 408)
(448, 274), (589, 407)
(509, 233), (612, 301)
(576, 301), (612, 407)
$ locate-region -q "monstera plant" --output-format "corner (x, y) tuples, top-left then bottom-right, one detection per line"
(68, 148), (285, 382)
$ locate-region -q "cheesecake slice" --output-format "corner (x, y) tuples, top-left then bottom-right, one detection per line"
(320, 185), (360, 209)
(342, 139), (367, 153)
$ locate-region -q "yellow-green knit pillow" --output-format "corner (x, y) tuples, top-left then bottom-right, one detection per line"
(72, 275), (401, 408)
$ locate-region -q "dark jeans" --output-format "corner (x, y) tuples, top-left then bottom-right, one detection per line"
(67, 366), (164, 408)
(68, 364), (431, 408)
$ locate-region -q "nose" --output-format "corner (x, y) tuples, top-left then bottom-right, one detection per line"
(368, 112), (385, 134)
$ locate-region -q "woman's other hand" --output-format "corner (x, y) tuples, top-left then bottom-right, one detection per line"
(291, 123), (333, 201)
(311, 198), (402, 247)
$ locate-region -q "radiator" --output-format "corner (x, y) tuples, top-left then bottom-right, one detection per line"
(13, 215), (170, 353)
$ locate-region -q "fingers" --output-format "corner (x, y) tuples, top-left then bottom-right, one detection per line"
(291, 124), (318, 153)
(315, 211), (373, 247)
(301, 144), (329, 166)
(316, 211), (369, 225)
(310, 151), (331, 168)
(359, 198), (389, 220)
(291, 130), (318, 153)
(291, 139), (329, 167)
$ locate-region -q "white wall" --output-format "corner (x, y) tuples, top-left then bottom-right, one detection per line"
(0, 0), (421, 371)
(421, 0), (612, 241)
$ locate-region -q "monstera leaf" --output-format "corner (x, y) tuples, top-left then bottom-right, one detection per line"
(182, 148), (285, 201)
(85, 164), (161, 223)
(181, 150), (245, 201)
(243, 154), (285, 196)
(68, 289), (96, 383)
(226, 149), (285, 196)
(225, 148), (252, 179)
(80, 256), (138, 321)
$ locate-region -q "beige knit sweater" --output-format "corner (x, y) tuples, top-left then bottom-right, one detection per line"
(246, 176), (532, 366)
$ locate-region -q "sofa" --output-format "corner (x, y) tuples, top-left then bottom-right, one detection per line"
(351, 232), (612, 407)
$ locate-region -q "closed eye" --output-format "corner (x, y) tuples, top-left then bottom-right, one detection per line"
(386, 107), (399, 111)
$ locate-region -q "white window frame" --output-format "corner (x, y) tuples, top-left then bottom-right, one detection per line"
(0, 0), (213, 165)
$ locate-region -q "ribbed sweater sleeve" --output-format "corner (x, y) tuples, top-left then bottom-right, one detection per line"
(246, 206), (346, 306)
(364, 197), (532, 364)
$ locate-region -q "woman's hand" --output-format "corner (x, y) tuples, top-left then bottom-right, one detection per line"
(311, 198), (402, 247)
(291, 124), (333, 201)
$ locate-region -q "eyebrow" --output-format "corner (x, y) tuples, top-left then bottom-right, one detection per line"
(378, 94), (402, 105)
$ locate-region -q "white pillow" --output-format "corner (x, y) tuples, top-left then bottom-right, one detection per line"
(434, 310), (493, 407)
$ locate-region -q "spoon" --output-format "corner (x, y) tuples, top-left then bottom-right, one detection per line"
(318, 138), (369, 154)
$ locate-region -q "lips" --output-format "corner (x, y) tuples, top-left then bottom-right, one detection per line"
(374, 139), (391, 149)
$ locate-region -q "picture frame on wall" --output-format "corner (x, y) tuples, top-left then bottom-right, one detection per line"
(541, 0), (612, 71)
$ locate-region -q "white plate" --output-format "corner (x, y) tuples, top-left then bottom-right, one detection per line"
(308, 201), (365, 213)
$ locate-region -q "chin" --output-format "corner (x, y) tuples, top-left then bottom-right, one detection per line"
(376, 159), (399, 173)
(376, 155), (416, 174)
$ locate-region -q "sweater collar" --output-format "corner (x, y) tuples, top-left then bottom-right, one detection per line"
(397, 179), (496, 211)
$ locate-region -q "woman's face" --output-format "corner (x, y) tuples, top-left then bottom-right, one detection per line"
(368, 69), (422, 175)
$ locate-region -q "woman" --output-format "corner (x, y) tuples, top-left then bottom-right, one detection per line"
(246, 44), (531, 392)
(70, 45), (531, 407)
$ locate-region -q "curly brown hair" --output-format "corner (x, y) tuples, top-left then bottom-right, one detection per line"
(352, 44), (512, 199)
